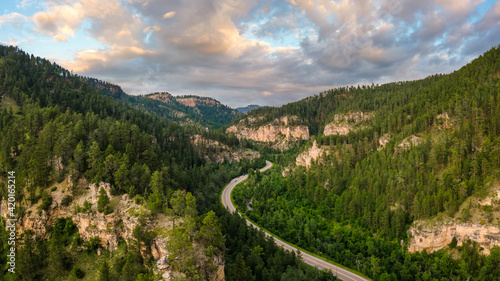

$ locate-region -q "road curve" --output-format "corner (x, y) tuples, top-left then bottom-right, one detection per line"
(221, 160), (370, 281)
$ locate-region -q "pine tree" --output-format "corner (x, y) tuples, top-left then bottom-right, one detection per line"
(97, 187), (110, 213)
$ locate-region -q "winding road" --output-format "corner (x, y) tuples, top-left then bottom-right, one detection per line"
(221, 160), (370, 281)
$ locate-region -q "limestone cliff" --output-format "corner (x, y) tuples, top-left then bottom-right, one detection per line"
(398, 135), (422, 150)
(408, 223), (500, 255)
(408, 188), (500, 255)
(191, 134), (260, 163)
(323, 112), (374, 136)
(175, 96), (219, 107)
(377, 134), (391, 150)
(296, 140), (326, 168)
(149, 92), (174, 103)
(226, 116), (309, 150)
(0, 180), (225, 280)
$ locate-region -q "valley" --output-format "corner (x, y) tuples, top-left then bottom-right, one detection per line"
(1, 43), (500, 281)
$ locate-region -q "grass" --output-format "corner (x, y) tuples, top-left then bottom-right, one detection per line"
(109, 196), (121, 211)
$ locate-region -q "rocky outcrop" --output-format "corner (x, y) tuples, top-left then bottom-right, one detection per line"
(226, 116), (309, 150)
(296, 140), (326, 168)
(408, 223), (500, 255)
(436, 112), (452, 129)
(398, 135), (422, 150)
(324, 112), (373, 136)
(1, 182), (146, 251)
(1, 180), (225, 281)
(226, 123), (309, 143)
(378, 134), (391, 150)
(191, 135), (260, 163)
(175, 97), (219, 107)
(148, 92), (174, 103)
(409, 187), (500, 255)
(324, 123), (353, 136)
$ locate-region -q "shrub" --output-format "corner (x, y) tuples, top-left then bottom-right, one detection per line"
(61, 195), (73, 206)
(39, 191), (53, 211)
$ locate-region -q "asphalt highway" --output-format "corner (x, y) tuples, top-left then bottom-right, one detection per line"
(221, 161), (370, 281)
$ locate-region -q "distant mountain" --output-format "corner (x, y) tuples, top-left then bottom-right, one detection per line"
(236, 104), (265, 113)
(83, 79), (240, 128)
(145, 93), (241, 128)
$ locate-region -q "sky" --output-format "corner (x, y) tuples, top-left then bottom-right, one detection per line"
(1, 0), (500, 108)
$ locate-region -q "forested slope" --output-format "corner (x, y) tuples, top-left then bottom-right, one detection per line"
(232, 46), (500, 280)
(82, 76), (240, 129)
(0, 45), (333, 280)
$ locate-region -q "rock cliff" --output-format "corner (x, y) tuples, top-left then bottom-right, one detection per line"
(175, 97), (219, 107)
(408, 223), (500, 255)
(1, 181), (224, 280)
(409, 187), (500, 255)
(296, 140), (326, 168)
(323, 112), (373, 136)
(398, 135), (422, 150)
(191, 134), (260, 163)
(226, 116), (309, 150)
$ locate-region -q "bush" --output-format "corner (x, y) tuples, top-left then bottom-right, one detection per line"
(449, 236), (458, 249)
(72, 267), (85, 279)
(135, 195), (144, 205)
(104, 205), (113, 215)
(61, 195), (73, 206)
(83, 200), (92, 212)
(39, 191), (53, 211)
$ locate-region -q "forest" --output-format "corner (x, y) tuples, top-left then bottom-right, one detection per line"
(0, 45), (332, 280)
(231, 45), (500, 280)
(1, 42), (500, 280)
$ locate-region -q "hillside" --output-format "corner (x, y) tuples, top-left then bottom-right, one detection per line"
(145, 93), (241, 128)
(236, 104), (265, 113)
(231, 46), (500, 280)
(81, 78), (240, 129)
(0, 45), (335, 281)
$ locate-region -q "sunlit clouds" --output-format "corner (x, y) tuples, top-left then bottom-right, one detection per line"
(1, 0), (500, 107)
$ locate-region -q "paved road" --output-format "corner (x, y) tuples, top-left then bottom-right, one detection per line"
(221, 161), (370, 281)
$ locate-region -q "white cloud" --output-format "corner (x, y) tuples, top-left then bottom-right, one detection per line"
(0, 12), (28, 28)
(162, 11), (176, 19)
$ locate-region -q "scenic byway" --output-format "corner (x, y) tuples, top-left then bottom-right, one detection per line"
(221, 161), (370, 281)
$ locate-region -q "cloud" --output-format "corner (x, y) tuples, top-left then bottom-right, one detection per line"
(162, 11), (176, 19)
(0, 12), (29, 28)
(16, 0), (35, 9)
(32, 4), (84, 39)
(0, 36), (21, 46)
(17, 0), (499, 108)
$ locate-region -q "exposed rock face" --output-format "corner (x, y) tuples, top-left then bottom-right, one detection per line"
(409, 187), (500, 255)
(324, 112), (373, 136)
(408, 223), (500, 255)
(176, 97), (219, 107)
(1, 180), (225, 281)
(296, 140), (326, 168)
(398, 135), (422, 150)
(1, 182), (145, 251)
(191, 135), (260, 163)
(436, 112), (452, 129)
(332, 112), (374, 123)
(378, 134), (391, 150)
(324, 124), (353, 136)
(149, 93), (174, 103)
(226, 116), (309, 150)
